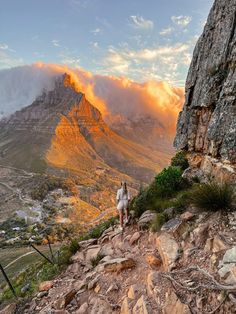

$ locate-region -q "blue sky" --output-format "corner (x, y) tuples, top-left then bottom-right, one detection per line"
(0, 0), (213, 86)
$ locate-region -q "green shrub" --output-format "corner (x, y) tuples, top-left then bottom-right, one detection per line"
(69, 239), (80, 254)
(130, 167), (190, 217)
(155, 166), (186, 198)
(58, 245), (74, 265)
(130, 188), (149, 218)
(151, 213), (168, 232)
(172, 190), (192, 209)
(190, 182), (235, 211)
(171, 151), (189, 170)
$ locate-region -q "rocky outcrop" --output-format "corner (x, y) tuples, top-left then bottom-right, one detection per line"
(174, 0), (236, 180)
(3, 208), (236, 313)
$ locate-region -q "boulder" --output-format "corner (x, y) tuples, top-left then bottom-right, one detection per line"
(73, 279), (87, 291)
(79, 238), (97, 248)
(133, 295), (151, 314)
(161, 218), (188, 238)
(218, 246), (236, 284)
(103, 258), (135, 272)
(54, 289), (77, 309)
(145, 254), (162, 269)
(90, 297), (112, 314)
(182, 167), (208, 183)
(71, 251), (84, 263)
(39, 280), (53, 292)
(127, 284), (140, 300)
(129, 232), (141, 245)
(156, 233), (179, 271)
(85, 245), (101, 262)
(163, 291), (191, 314)
(192, 223), (209, 247)
(100, 243), (114, 256)
(204, 235), (228, 253)
(180, 211), (195, 222)
(88, 275), (100, 290)
(67, 262), (79, 273)
(76, 302), (89, 314)
(163, 207), (176, 219)
(120, 297), (132, 314)
(146, 271), (159, 297)
(94, 284), (101, 293)
(138, 211), (157, 229)
(106, 283), (119, 293)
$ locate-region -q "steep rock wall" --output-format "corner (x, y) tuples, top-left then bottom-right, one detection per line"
(174, 0), (236, 168)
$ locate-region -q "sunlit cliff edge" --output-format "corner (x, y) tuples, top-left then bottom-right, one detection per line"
(174, 0), (236, 183)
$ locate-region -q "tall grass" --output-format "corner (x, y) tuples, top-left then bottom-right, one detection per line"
(190, 182), (235, 211)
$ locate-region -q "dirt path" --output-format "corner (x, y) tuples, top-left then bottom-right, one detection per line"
(5, 251), (36, 269)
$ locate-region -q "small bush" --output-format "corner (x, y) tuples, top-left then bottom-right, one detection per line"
(155, 166), (186, 198)
(190, 182), (235, 211)
(130, 188), (149, 218)
(69, 239), (80, 254)
(151, 213), (168, 232)
(172, 190), (192, 209)
(171, 151), (189, 170)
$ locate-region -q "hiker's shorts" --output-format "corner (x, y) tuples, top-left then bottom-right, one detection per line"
(117, 200), (129, 212)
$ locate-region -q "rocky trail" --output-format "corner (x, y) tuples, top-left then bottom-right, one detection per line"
(4, 208), (235, 314)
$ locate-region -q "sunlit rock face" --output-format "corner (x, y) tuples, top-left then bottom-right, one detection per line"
(175, 0), (236, 165)
(46, 75), (170, 182)
(0, 73), (170, 182)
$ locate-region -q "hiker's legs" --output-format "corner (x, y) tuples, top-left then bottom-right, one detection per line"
(119, 209), (124, 228)
(125, 207), (129, 221)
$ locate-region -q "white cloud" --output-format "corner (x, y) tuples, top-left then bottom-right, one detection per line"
(171, 15), (192, 27)
(130, 15), (154, 30)
(93, 42), (99, 48)
(91, 28), (101, 35)
(0, 50), (24, 69)
(52, 39), (60, 47)
(61, 57), (80, 67)
(159, 27), (174, 36)
(99, 36), (198, 86)
(0, 43), (9, 50)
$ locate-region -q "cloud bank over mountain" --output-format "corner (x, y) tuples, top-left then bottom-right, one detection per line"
(0, 63), (184, 134)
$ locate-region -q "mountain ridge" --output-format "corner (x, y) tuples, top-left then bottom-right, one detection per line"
(0, 73), (171, 182)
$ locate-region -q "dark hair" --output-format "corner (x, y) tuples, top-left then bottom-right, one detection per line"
(122, 182), (128, 197)
(123, 182), (127, 193)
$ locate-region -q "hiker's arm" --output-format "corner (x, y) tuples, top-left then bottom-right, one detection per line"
(116, 190), (120, 205)
(128, 191), (131, 202)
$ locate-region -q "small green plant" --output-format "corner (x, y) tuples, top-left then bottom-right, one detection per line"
(69, 239), (80, 254)
(151, 213), (168, 232)
(90, 253), (105, 268)
(190, 182), (235, 211)
(171, 151), (189, 170)
(155, 166), (186, 198)
(172, 190), (192, 209)
(130, 188), (149, 218)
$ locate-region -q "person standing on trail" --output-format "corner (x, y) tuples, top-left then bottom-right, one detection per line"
(116, 182), (131, 231)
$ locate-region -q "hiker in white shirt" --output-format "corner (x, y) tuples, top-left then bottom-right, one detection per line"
(116, 182), (131, 230)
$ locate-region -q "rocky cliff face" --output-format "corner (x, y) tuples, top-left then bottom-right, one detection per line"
(174, 0), (236, 179)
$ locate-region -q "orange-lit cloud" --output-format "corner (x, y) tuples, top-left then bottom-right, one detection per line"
(34, 62), (184, 135)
